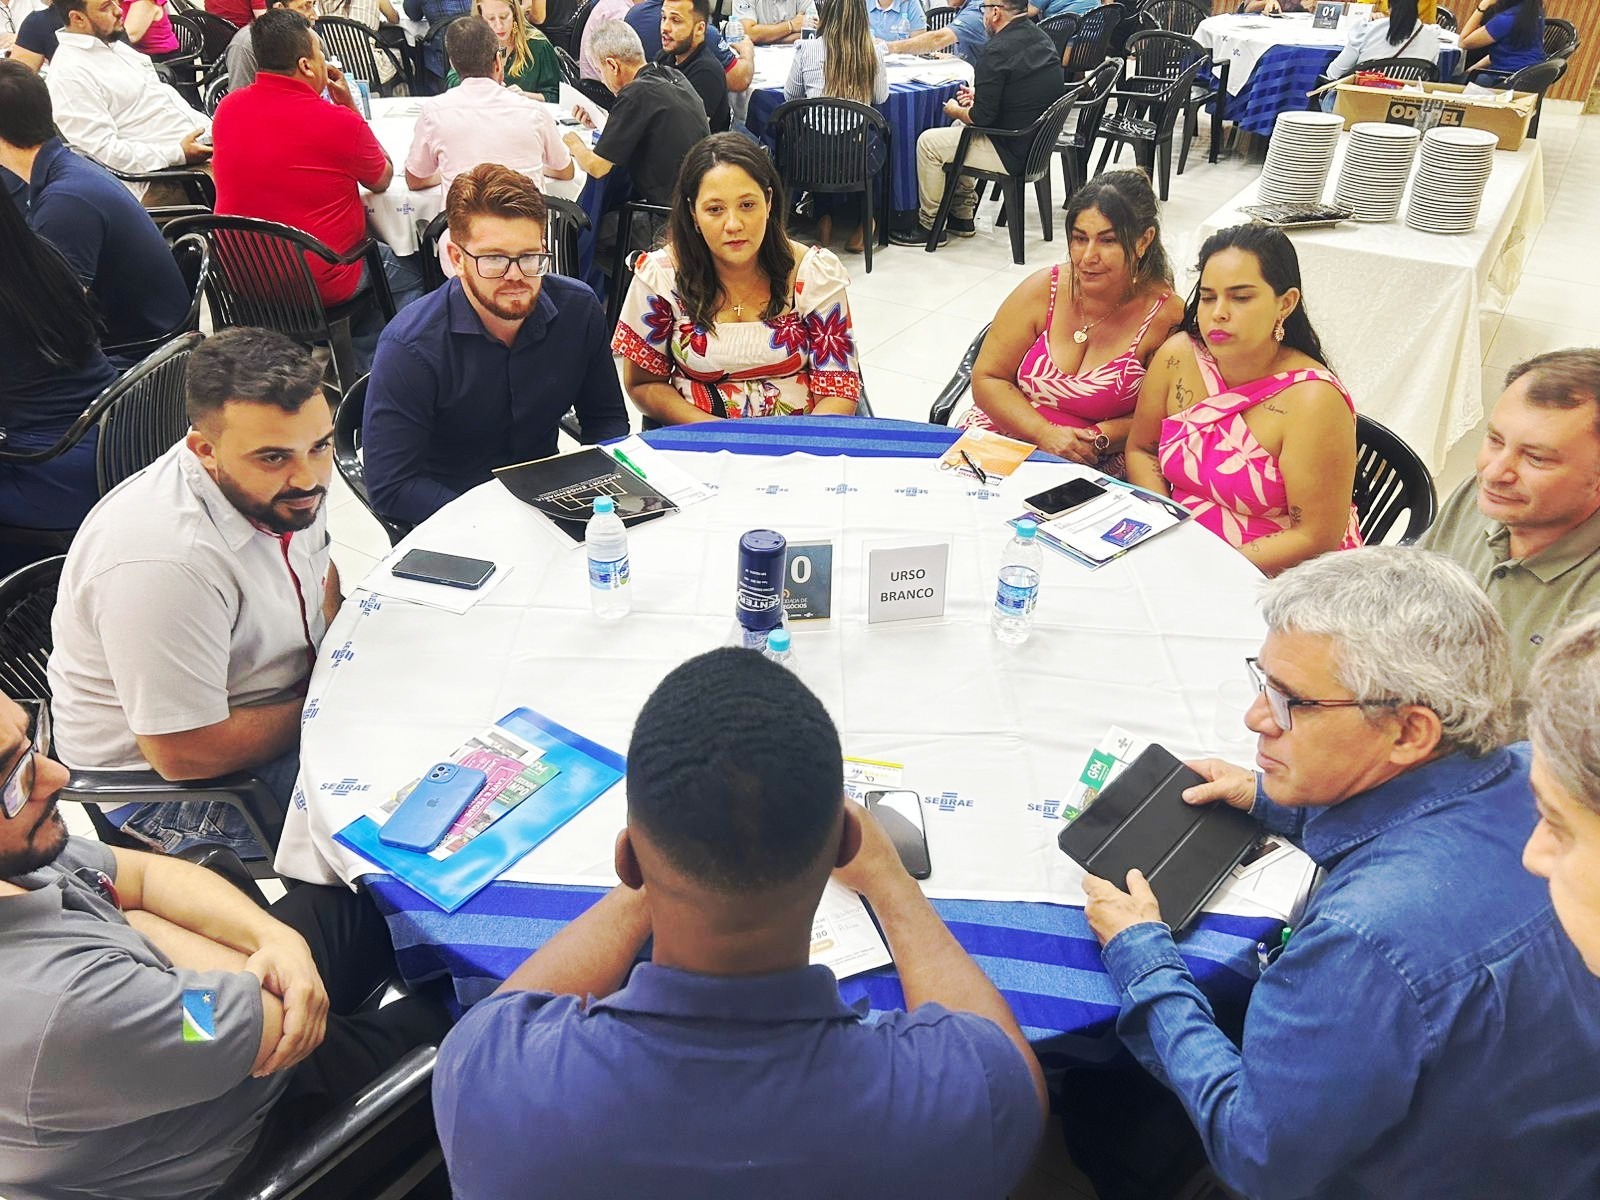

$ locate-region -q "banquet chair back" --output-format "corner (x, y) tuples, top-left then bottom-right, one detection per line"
(1141, 0), (1207, 35)
(1063, 2), (1124, 80)
(103, 234), (210, 364)
(1544, 17), (1579, 59)
(418, 212), (448, 292)
(559, 0), (598, 54)
(1435, 4), (1456, 30)
(605, 201), (671, 327)
(334, 377), (414, 546)
(315, 16), (404, 95)
(1349, 55), (1440, 81)
(928, 322), (990, 425)
(1056, 58), (1121, 194)
(926, 5), (957, 29)
(544, 195), (591, 277)
(0, 557), (63, 703)
(1507, 56), (1567, 137)
(161, 14), (205, 106)
(203, 71), (232, 115)
(573, 75), (614, 109)
(1354, 414), (1436, 544)
(96, 331), (204, 495)
(1038, 12), (1079, 58)
(1095, 33), (1206, 198)
(181, 8), (242, 68)
(555, 43), (582, 86)
(770, 96), (892, 273)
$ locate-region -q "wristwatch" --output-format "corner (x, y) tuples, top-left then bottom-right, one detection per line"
(1085, 424), (1112, 454)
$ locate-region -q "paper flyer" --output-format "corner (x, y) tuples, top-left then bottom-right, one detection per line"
(811, 880), (892, 979)
(936, 427), (1035, 482)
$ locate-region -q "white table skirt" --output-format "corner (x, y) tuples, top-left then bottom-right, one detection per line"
(361, 95), (589, 254)
(276, 451), (1312, 923)
(1195, 12), (1460, 97)
(1185, 134), (1544, 471)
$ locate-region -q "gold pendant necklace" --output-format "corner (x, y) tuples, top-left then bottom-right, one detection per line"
(1073, 292), (1135, 344)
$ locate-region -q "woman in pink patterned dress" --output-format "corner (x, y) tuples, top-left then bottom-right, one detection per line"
(613, 133), (862, 425)
(967, 171), (1184, 477)
(1128, 223), (1362, 576)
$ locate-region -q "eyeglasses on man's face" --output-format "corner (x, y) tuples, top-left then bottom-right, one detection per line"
(2, 702), (50, 821)
(1244, 657), (1398, 732)
(459, 250), (554, 279)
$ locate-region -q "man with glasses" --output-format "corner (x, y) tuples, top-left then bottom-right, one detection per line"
(0, 690), (450, 1199)
(363, 162), (628, 528)
(1073, 547), (1600, 1200)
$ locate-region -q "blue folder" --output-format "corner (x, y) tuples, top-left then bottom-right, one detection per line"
(335, 707), (626, 912)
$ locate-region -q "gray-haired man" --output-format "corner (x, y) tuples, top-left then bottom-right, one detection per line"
(1082, 547), (1600, 1200)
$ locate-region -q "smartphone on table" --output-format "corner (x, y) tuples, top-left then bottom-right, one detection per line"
(864, 789), (931, 879)
(1025, 478), (1107, 520)
(379, 762), (489, 852)
(391, 549), (497, 590)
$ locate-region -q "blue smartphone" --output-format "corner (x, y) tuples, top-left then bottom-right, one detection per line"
(378, 762), (489, 852)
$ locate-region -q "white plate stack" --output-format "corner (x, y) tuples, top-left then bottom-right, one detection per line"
(1405, 126), (1498, 234)
(1332, 122), (1420, 222)
(1257, 111), (1346, 205)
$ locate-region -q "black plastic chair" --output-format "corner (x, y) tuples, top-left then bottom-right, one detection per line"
(1118, 29), (1215, 176)
(1354, 414), (1436, 544)
(1349, 54), (1441, 81)
(1056, 58), (1121, 198)
(1435, 4), (1456, 31)
(0, 554), (285, 871)
(315, 15), (406, 95)
(334, 377), (413, 547)
(542, 0), (591, 54)
(572, 75), (614, 109)
(928, 322), (990, 425)
(1038, 11), (1079, 59)
(770, 97), (892, 274)
(605, 200), (671, 328)
(555, 43), (582, 86)
(203, 71), (232, 116)
(164, 214), (397, 394)
(159, 14), (206, 107)
(74, 144), (214, 225)
(1095, 31), (1206, 198)
(926, 4), (957, 29)
(1063, 2), (1123, 80)
(1142, 0), (1207, 35)
(927, 90), (1078, 264)
(1489, 57), (1568, 137)
(181, 8), (242, 67)
(418, 193), (589, 292)
(1544, 16), (1579, 59)
(103, 233), (210, 365)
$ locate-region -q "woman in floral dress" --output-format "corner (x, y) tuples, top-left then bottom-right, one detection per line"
(1127, 223), (1362, 576)
(612, 133), (863, 424)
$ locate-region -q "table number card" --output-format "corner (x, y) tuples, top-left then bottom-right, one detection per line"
(783, 540), (835, 621)
(1312, 1), (1345, 28)
(866, 543), (950, 624)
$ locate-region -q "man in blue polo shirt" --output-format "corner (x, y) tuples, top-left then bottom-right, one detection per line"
(885, 0), (986, 63)
(867, 0), (925, 41)
(1081, 547), (1600, 1200)
(434, 646), (1047, 1199)
(363, 162), (628, 528)
(0, 60), (189, 360)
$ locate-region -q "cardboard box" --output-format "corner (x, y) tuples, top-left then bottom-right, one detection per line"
(1332, 80), (1537, 150)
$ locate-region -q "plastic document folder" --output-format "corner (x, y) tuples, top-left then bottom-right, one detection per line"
(336, 708), (625, 912)
(1057, 744), (1258, 932)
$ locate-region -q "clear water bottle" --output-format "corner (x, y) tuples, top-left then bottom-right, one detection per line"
(725, 12), (744, 41)
(801, 0), (818, 36)
(763, 627), (794, 668)
(991, 519), (1042, 645)
(586, 495), (631, 620)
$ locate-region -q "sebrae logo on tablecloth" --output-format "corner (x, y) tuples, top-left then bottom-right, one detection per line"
(321, 777), (372, 797)
(895, 486), (929, 498)
(1027, 798), (1065, 820)
(330, 641), (356, 668)
(757, 484), (790, 496)
(292, 786), (307, 812)
(929, 790), (973, 813)
(825, 483), (858, 495)
(967, 487), (1003, 501)
(359, 595), (384, 616)
(302, 698), (320, 725)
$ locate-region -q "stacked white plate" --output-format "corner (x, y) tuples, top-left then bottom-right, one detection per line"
(1258, 111), (1346, 205)
(1405, 126), (1498, 234)
(1332, 122), (1420, 222)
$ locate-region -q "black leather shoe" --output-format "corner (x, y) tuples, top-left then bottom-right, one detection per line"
(889, 224), (949, 248)
(948, 215), (977, 237)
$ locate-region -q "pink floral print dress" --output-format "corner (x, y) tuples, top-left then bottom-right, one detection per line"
(1158, 337), (1363, 550)
(611, 246), (862, 419)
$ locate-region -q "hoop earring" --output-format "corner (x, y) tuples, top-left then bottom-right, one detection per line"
(1273, 318), (1285, 343)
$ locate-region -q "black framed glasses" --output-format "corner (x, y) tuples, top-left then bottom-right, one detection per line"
(1244, 657), (1397, 732)
(2, 702), (49, 821)
(458, 250), (554, 279)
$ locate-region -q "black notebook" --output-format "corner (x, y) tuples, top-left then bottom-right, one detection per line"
(494, 447), (678, 545)
(1057, 744), (1258, 933)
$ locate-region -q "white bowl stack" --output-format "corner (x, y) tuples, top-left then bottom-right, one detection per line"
(1258, 111), (1347, 205)
(1405, 126), (1498, 234)
(1332, 122), (1421, 222)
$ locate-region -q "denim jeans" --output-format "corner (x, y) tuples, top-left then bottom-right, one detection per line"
(118, 747), (302, 860)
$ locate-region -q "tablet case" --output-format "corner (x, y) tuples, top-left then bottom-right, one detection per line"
(1057, 744), (1258, 932)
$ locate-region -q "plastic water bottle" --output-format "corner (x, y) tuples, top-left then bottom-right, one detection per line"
(725, 12), (744, 41)
(586, 496), (631, 619)
(763, 627), (795, 668)
(801, 0), (818, 36)
(991, 520), (1042, 645)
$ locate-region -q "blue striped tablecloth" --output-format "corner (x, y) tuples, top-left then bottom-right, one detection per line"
(364, 415), (1281, 1054)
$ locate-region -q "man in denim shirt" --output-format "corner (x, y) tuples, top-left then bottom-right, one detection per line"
(1083, 547), (1600, 1200)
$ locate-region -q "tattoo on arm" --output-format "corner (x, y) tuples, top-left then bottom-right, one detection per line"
(1165, 354), (1179, 369)
(1265, 402), (1287, 415)
(1288, 505), (1303, 527)
(1174, 380), (1194, 410)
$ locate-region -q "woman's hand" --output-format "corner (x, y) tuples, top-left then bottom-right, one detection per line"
(1039, 424), (1102, 465)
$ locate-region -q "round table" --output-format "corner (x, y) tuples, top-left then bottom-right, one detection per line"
(1195, 12), (1461, 138)
(277, 417), (1301, 1048)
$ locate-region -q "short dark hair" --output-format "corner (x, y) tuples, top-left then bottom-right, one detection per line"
(627, 648), (844, 894)
(999, 0), (1028, 13)
(252, 8), (315, 74)
(0, 61), (53, 149)
(667, 0), (711, 23)
(1506, 349), (1600, 435)
(54, 0), (89, 18)
(446, 14), (499, 77)
(185, 328), (326, 426)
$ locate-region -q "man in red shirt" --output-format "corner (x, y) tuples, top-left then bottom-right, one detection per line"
(211, 8), (420, 359)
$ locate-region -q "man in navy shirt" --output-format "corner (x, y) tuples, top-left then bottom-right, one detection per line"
(1082, 547), (1600, 1200)
(0, 60), (189, 359)
(363, 162), (628, 528)
(434, 647), (1047, 1199)
(624, 0), (752, 89)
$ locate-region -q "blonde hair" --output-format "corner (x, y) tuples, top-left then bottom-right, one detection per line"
(820, 0), (879, 104)
(477, 0), (535, 82)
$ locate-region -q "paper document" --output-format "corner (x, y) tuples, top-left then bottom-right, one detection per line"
(359, 550), (514, 615)
(844, 756), (904, 803)
(1041, 489), (1184, 563)
(811, 880), (892, 979)
(559, 82), (608, 133)
(937, 427), (1034, 482)
(606, 435), (715, 507)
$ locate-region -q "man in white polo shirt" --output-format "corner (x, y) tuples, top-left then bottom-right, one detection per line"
(45, 0), (211, 195)
(49, 327), (341, 859)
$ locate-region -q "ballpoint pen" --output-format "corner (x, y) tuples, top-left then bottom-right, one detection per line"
(613, 448), (649, 482)
(959, 449), (988, 484)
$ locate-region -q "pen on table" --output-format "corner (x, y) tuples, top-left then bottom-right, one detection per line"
(613, 448), (649, 482)
(959, 449), (988, 484)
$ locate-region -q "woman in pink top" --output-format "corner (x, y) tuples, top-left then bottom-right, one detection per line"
(1128, 223), (1362, 576)
(967, 170), (1184, 477)
(121, 0), (181, 58)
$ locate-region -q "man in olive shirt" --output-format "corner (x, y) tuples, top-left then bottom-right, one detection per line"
(1419, 348), (1600, 728)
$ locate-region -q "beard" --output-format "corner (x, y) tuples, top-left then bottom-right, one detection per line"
(461, 266), (540, 322)
(0, 801), (69, 878)
(213, 463), (326, 534)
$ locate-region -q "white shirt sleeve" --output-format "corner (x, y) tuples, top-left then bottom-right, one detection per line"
(48, 61), (187, 174)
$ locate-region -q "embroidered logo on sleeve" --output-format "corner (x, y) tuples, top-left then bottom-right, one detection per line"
(182, 989), (218, 1043)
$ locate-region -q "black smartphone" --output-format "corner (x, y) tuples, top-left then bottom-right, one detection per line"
(1025, 478), (1107, 519)
(865, 789), (931, 880)
(391, 549), (497, 590)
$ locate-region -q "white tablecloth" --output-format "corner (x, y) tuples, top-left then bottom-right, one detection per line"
(361, 95), (589, 254)
(277, 451), (1313, 922)
(751, 41), (975, 91)
(1194, 12), (1459, 96)
(1185, 133), (1544, 471)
